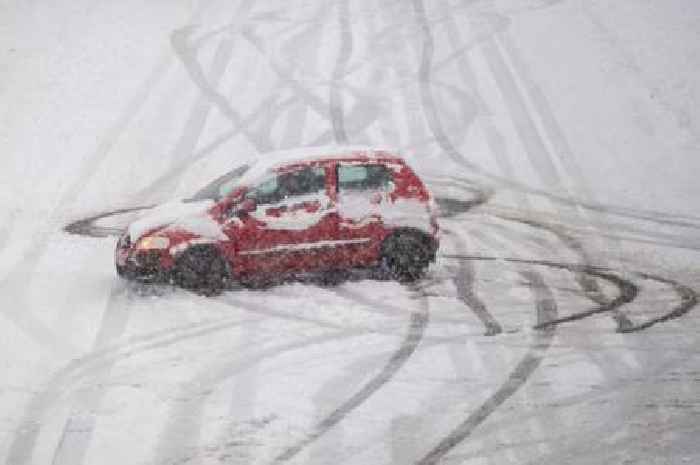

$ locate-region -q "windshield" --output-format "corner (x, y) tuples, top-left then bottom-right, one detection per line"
(186, 164), (250, 201)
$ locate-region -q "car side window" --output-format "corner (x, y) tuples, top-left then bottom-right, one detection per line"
(338, 164), (393, 192)
(247, 166), (325, 205)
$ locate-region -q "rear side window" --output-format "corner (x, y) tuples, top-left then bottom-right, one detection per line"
(338, 164), (393, 191)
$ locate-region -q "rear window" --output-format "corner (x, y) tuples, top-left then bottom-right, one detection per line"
(338, 164), (393, 191)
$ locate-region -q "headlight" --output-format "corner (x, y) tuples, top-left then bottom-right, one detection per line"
(135, 236), (170, 250)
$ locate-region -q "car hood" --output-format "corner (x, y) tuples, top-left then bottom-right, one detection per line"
(127, 199), (227, 241)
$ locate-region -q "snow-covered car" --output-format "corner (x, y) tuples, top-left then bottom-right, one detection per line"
(115, 147), (440, 294)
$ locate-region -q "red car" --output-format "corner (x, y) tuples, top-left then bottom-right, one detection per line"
(116, 147), (439, 294)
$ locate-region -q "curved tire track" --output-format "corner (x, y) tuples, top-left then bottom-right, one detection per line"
(416, 270), (558, 465)
(5, 308), (264, 465)
(150, 329), (369, 465)
(445, 228), (503, 336)
(329, 0), (353, 143)
(443, 254), (697, 333)
(64, 206), (151, 238)
(411, 0), (700, 233)
(272, 289), (429, 463)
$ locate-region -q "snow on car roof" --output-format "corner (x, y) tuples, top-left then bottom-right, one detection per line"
(237, 145), (401, 186)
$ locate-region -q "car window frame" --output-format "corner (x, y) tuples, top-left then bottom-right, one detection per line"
(336, 162), (394, 193)
(246, 165), (327, 207)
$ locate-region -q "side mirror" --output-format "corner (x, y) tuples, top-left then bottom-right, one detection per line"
(236, 198), (257, 217)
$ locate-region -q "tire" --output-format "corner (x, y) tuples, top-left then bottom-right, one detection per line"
(380, 232), (431, 283)
(173, 246), (229, 296)
(316, 269), (350, 287)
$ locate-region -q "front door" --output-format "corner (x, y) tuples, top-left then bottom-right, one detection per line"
(234, 164), (339, 275)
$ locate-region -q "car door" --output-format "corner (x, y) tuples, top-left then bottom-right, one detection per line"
(334, 162), (395, 267)
(234, 164), (338, 274)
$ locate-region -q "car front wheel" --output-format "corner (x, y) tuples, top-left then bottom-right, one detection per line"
(173, 246), (229, 296)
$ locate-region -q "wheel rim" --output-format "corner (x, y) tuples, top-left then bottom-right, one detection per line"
(176, 248), (227, 293)
(383, 236), (428, 282)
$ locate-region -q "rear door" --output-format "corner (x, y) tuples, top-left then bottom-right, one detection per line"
(334, 162), (395, 267)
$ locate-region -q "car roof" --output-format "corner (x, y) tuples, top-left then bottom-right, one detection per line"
(237, 145), (402, 185)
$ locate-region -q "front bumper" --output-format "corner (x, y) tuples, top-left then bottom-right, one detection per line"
(116, 236), (173, 283)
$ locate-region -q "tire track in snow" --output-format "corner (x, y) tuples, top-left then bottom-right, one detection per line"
(473, 23), (639, 331)
(279, 2), (334, 150)
(272, 288), (429, 463)
(444, 1), (618, 322)
(7, 0), (240, 455)
(431, 183), (503, 336)
(64, 206), (151, 238)
(330, 0), (353, 143)
(426, 0), (660, 392)
(0, 53), (174, 358)
(17, 4), (256, 461)
(241, 29), (341, 125)
(496, 215), (635, 331)
(443, 254), (698, 333)
(480, 284), (700, 465)
(414, 0), (637, 334)
(617, 272), (698, 333)
(5, 312), (265, 463)
(416, 270), (558, 465)
(170, 1), (270, 154)
(7, 299), (293, 465)
(241, 26), (382, 149)
(411, 0), (485, 174)
(0, 208), (18, 256)
(150, 328), (370, 465)
(131, 94), (294, 204)
(447, 229), (503, 336)
(412, 0), (700, 231)
(444, 254), (638, 330)
(143, 0), (259, 205)
(7, 283), (133, 465)
(406, 10), (590, 459)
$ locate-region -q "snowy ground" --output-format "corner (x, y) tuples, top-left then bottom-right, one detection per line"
(2, 1), (700, 464)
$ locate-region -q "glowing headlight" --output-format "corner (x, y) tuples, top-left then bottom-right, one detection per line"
(135, 236), (170, 250)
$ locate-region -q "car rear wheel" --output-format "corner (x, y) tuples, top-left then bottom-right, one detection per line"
(380, 232), (431, 283)
(173, 246), (229, 296)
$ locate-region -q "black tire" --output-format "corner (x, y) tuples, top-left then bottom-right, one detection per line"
(173, 246), (229, 296)
(380, 232), (431, 283)
(316, 269), (350, 287)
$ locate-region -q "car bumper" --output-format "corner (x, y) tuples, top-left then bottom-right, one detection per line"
(116, 249), (173, 283)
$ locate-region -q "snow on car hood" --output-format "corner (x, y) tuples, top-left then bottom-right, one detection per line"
(127, 200), (226, 241)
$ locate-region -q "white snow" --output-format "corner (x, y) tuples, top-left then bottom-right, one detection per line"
(127, 200), (225, 241)
(251, 192), (333, 231)
(338, 191), (433, 234)
(1, 1), (700, 465)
